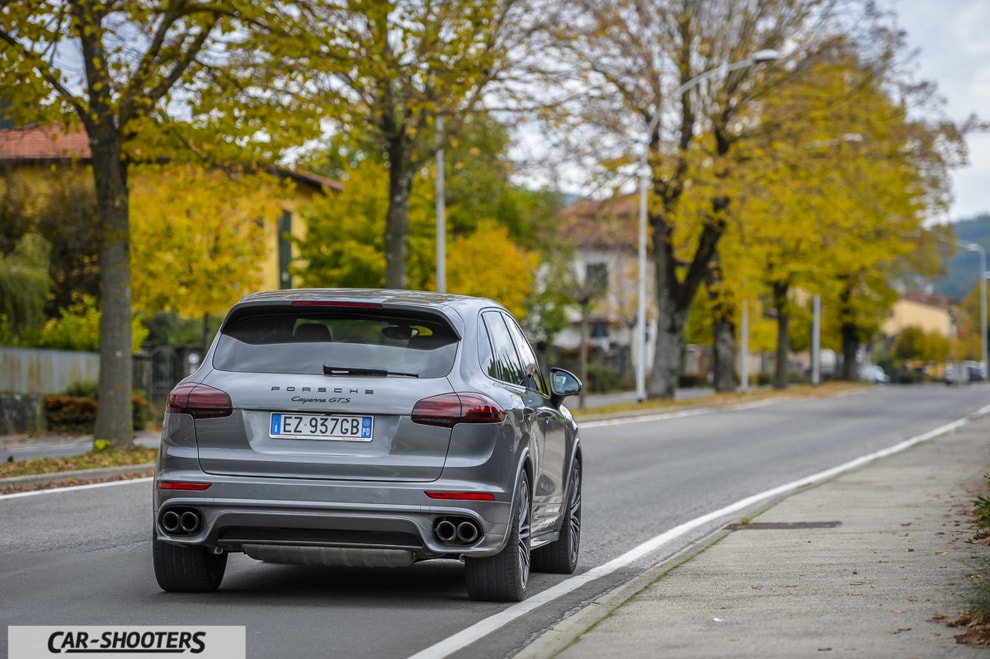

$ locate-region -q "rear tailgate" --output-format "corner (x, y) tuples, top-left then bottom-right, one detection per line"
(194, 373), (456, 482)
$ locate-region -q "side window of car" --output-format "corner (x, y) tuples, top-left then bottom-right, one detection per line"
(503, 314), (548, 396)
(478, 319), (500, 380)
(481, 311), (527, 386)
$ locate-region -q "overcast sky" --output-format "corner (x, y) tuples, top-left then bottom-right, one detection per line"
(892, 0), (990, 221)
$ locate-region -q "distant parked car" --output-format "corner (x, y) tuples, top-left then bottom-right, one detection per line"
(946, 363), (970, 385)
(152, 289), (584, 602)
(962, 360), (985, 382)
(858, 364), (890, 384)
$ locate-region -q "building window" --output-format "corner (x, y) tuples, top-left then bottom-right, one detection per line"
(585, 263), (608, 296)
(589, 320), (610, 339)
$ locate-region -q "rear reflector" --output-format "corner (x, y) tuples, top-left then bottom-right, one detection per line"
(167, 383), (233, 419)
(157, 481), (212, 491)
(412, 393), (506, 427)
(425, 491), (496, 501)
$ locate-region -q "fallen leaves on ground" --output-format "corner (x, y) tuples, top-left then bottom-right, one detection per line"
(947, 611), (990, 647)
(0, 444), (158, 479)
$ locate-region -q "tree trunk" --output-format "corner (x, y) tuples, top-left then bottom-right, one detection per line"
(772, 281), (790, 390)
(706, 254), (736, 393)
(712, 318), (736, 392)
(841, 322), (860, 381)
(648, 291), (688, 398)
(646, 213), (722, 399)
(89, 126), (134, 448)
(384, 136), (414, 289)
(837, 278), (859, 381)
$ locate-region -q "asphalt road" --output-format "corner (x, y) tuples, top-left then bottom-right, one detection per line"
(2, 384), (988, 659)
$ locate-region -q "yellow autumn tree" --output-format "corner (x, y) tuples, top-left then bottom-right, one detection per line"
(1, 2), (328, 446)
(714, 48), (963, 385)
(446, 220), (537, 318)
(130, 165), (291, 324)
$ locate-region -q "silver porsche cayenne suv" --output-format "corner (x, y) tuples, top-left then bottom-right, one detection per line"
(153, 289), (583, 601)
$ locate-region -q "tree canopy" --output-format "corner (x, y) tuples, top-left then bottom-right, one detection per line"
(721, 48), (963, 383)
(294, 113), (559, 320)
(130, 165), (291, 320)
(301, 0), (541, 288)
(1, 1), (327, 446)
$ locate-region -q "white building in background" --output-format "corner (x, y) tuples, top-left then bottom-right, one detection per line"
(555, 195), (656, 379)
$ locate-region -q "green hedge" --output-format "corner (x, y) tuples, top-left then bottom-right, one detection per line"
(585, 363), (623, 393)
(678, 375), (703, 388)
(43, 391), (151, 433)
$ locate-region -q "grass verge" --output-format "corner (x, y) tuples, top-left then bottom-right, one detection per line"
(949, 474), (990, 646)
(569, 381), (863, 420)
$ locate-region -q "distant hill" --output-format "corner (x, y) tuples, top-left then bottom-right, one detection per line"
(932, 213), (990, 300)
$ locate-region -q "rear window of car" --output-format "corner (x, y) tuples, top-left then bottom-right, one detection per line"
(212, 308), (459, 378)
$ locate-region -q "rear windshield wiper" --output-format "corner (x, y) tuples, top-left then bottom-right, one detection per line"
(322, 364), (419, 378)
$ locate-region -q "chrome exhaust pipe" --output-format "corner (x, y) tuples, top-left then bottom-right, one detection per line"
(456, 521), (480, 544)
(160, 510), (181, 533)
(179, 510), (201, 534)
(435, 519), (457, 544)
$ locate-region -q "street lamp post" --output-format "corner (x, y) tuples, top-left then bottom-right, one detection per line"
(636, 49), (780, 402)
(811, 295), (821, 385)
(740, 300), (749, 391)
(436, 116), (446, 293)
(968, 242), (987, 377)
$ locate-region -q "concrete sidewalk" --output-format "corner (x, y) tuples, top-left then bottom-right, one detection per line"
(516, 413), (990, 658)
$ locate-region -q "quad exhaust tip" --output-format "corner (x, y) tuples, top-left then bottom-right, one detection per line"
(433, 517), (482, 546)
(159, 507), (201, 536)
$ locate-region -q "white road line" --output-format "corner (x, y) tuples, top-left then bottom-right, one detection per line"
(406, 415), (972, 659)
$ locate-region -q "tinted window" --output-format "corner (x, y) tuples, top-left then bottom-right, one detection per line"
(481, 311), (526, 386)
(213, 308), (458, 377)
(478, 319), (498, 380)
(502, 314), (547, 396)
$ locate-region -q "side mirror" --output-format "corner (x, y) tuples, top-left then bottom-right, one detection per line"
(549, 367), (582, 407)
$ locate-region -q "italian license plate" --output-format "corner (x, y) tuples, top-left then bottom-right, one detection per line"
(270, 413), (374, 441)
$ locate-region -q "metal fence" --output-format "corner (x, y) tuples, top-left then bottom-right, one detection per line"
(0, 347), (101, 395)
(0, 346), (194, 403)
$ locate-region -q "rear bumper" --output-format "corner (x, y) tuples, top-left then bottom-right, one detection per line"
(153, 470), (513, 559)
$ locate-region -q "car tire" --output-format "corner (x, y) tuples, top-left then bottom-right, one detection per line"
(153, 534), (227, 593)
(532, 460), (581, 574)
(465, 472), (531, 602)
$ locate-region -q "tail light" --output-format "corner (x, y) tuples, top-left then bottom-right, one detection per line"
(412, 393), (505, 427)
(167, 383), (232, 419)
